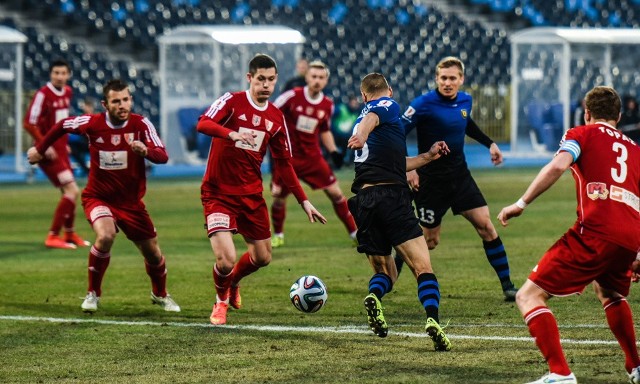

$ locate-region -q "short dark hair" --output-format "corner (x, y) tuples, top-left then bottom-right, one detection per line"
(49, 59), (70, 73)
(584, 86), (621, 122)
(249, 53), (277, 75)
(360, 73), (389, 96)
(102, 79), (129, 101)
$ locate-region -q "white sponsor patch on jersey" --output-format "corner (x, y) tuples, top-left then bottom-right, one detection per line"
(99, 150), (128, 170)
(90, 205), (113, 222)
(376, 100), (392, 108)
(234, 127), (266, 152)
(295, 115), (319, 134)
(207, 212), (230, 230)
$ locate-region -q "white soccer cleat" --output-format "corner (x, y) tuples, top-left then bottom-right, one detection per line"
(630, 366), (640, 384)
(150, 292), (181, 312)
(525, 372), (577, 384)
(81, 291), (99, 313)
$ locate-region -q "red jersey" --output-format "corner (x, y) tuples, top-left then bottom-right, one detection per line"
(38, 113), (167, 204)
(200, 91), (291, 196)
(273, 86), (334, 158)
(559, 123), (640, 251)
(24, 82), (72, 152)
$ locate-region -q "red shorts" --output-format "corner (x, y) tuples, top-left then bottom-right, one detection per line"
(201, 192), (270, 240)
(82, 197), (157, 241)
(39, 151), (74, 188)
(271, 156), (336, 196)
(529, 228), (636, 297)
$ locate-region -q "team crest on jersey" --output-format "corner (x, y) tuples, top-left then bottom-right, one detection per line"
(252, 114), (261, 126)
(317, 110), (326, 119)
(306, 107), (314, 116)
(111, 134), (121, 145)
(461, 109), (468, 119)
(586, 182), (609, 200)
(124, 133), (135, 144)
(265, 119), (273, 132)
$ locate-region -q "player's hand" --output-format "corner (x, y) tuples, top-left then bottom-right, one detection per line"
(131, 140), (148, 157)
(301, 200), (327, 224)
(631, 256), (640, 283)
(427, 141), (450, 160)
(490, 143), (503, 166)
(330, 151), (344, 169)
(43, 147), (57, 161)
(230, 131), (257, 148)
(27, 147), (44, 164)
(496, 204), (524, 227)
(347, 133), (366, 150)
(407, 170), (419, 191)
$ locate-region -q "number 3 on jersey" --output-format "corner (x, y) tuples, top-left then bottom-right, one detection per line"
(611, 142), (627, 183)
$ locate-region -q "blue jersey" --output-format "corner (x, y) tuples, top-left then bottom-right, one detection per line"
(402, 90), (472, 177)
(351, 96), (407, 193)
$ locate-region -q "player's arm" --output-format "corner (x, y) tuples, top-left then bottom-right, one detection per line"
(130, 119), (169, 164)
(272, 157), (327, 224)
(347, 112), (378, 150)
(320, 130), (343, 169)
(23, 92), (46, 142)
(406, 141), (450, 171)
(466, 118), (502, 165)
(27, 119), (68, 163)
(497, 151), (573, 226)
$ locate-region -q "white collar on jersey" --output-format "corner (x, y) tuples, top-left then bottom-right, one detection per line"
(245, 90), (269, 111)
(303, 86), (324, 106)
(46, 82), (67, 96)
(105, 112), (129, 129)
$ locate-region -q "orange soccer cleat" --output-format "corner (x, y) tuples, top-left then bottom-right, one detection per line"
(65, 232), (91, 247)
(209, 302), (229, 325)
(45, 234), (77, 250)
(229, 285), (242, 310)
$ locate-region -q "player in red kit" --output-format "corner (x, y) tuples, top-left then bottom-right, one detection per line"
(27, 79), (181, 314)
(270, 60), (356, 248)
(23, 59), (89, 249)
(498, 86), (640, 384)
(197, 54), (327, 325)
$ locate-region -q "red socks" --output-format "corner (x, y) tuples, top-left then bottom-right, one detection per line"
(524, 306), (571, 376)
(145, 256), (167, 297)
(213, 264), (232, 302)
(87, 246), (110, 297)
(332, 196), (357, 234)
(50, 195), (75, 235)
(271, 201), (286, 234)
(604, 298), (640, 373)
(231, 252), (260, 285)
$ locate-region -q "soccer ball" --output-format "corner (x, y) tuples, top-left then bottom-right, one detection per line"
(289, 275), (328, 313)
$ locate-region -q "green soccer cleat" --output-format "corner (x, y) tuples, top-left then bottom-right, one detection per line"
(363, 293), (388, 338)
(425, 317), (452, 351)
(271, 234), (284, 248)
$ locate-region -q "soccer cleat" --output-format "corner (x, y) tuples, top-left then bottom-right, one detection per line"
(425, 317), (452, 352)
(81, 291), (99, 313)
(271, 234), (285, 248)
(209, 302), (229, 325)
(150, 292), (181, 312)
(65, 232), (91, 247)
(630, 366), (640, 384)
(525, 372), (577, 384)
(363, 293), (388, 338)
(45, 234), (77, 250)
(229, 285), (242, 309)
(502, 282), (518, 302)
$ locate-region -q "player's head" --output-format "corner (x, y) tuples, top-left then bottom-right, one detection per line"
(305, 60), (329, 94)
(360, 73), (392, 102)
(49, 59), (71, 89)
(247, 53), (278, 105)
(584, 86), (621, 124)
(101, 79), (132, 124)
(295, 58), (309, 76)
(81, 96), (96, 115)
(435, 56), (464, 99)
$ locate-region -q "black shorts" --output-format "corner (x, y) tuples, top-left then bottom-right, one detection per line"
(348, 184), (423, 256)
(414, 168), (487, 228)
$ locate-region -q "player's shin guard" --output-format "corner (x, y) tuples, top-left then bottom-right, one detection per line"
(145, 256), (167, 298)
(88, 246), (110, 297)
(417, 273), (440, 323)
(213, 264), (232, 302)
(524, 306), (572, 376)
(332, 196), (357, 235)
(368, 273), (392, 300)
(271, 201), (286, 235)
(603, 298), (640, 373)
(50, 195), (75, 235)
(483, 237), (513, 288)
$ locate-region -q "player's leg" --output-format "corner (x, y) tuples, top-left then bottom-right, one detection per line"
(363, 255), (395, 338)
(40, 163), (79, 249)
(323, 181), (357, 243)
(270, 177), (288, 248)
(208, 230), (237, 324)
(134, 236), (180, 312)
(461, 205), (517, 300)
(60, 180), (90, 247)
(81, 215), (117, 312)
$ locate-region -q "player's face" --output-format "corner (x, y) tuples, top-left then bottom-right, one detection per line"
(247, 68), (278, 104)
(103, 88), (132, 124)
(436, 66), (464, 99)
(50, 66), (70, 89)
(305, 67), (328, 94)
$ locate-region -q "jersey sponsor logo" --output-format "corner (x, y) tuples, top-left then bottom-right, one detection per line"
(238, 114), (247, 121)
(124, 133), (135, 144)
(403, 106), (416, 118)
(55, 108), (69, 123)
(586, 182), (608, 200)
(207, 212), (230, 230)
(99, 150), (128, 170)
(235, 127), (266, 152)
(96, 136), (104, 144)
(252, 114), (261, 126)
(295, 115), (319, 134)
(461, 109), (468, 118)
(265, 119), (273, 132)
(609, 185), (640, 213)
(89, 205), (113, 222)
(375, 100), (392, 108)
(111, 134), (121, 146)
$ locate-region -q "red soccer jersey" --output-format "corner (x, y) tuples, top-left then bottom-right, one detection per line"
(559, 123), (640, 251)
(273, 86), (334, 158)
(44, 113), (167, 204)
(200, 90), (291, 195)
(24, 82), (72, 152)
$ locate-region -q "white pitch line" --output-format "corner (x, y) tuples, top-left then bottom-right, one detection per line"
(0, 315), (620, 345)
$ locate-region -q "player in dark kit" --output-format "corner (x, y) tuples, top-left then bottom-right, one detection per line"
(399, 56), (517, 301)
(347, 73), (451, 351)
